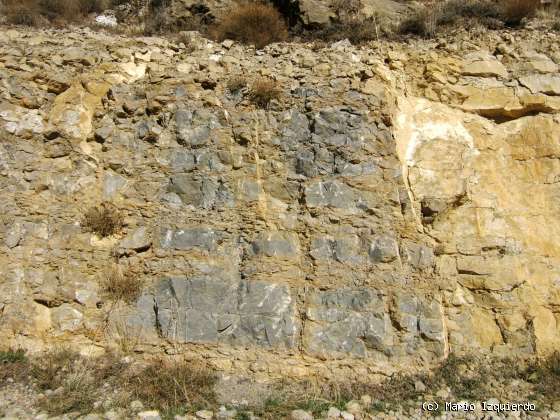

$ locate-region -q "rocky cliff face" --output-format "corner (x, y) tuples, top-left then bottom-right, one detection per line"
(1, 24), (560, 380)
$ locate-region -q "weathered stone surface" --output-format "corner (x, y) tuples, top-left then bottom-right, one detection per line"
(304, 181), (356, 209)
(369, 236), (399, 263)
(304, 289), (393, 357)
(51, 304), (83, 332)
(394, 95), (560, 355)
(519, 74), (560, 95)
(167, 175), (233, 208)
(118, 227), (151, 252)
(251, 232), (299, 257)
(462, 54), (508, 78)
(4, 23), (560, 384)
(159, 227), (218, 251)
(154, 277), (298, 348)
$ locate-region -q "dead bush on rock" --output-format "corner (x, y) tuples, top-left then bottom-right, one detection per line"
(249, 78), (282, 108)
(212, 2), (288, 49)
(226, 75), (248, 94)
(81, 202), (124, 237)
(101, 263), (143, 303)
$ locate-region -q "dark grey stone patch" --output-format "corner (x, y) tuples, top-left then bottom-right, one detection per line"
(251, 232), (299, 258)
(304, 288), (393, 358)
(158, 227), (218, 251)
(175, 108), (221, 147)
(167, 174), (233, 208)
(154, 277), (297, 348)
(369, 236), (399, 263)
(304, 180), (355, 209)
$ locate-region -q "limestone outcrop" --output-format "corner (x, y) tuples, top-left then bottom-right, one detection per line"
(1, 25), (560, 381)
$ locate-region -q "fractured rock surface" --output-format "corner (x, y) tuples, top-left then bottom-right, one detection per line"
(1, 24), (560, 379)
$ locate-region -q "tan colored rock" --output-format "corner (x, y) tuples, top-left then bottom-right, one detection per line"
(394, 96), (560, 355)
(519, 74), (560, 95)
(298, 0), (334, 25)
(462, 54), (508, 78)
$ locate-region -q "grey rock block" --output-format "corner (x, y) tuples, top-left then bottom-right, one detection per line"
(304, 289), (393, 357)
(304, 180), (355, 209)
(137, 119), (162, 142)
(118, 227), (151, 252)
(167, 174), (233, 208)
(159, 227), (217, 251)
(175, 108), (220, 147)
(418, 300), (445, 342)
(403, 242), (435, 270)
(251, 232), (299, 257)
(154, 277), (298, 348)
(369, 236), (399, 263)
(103, 171), (127, 200)
(4, 222), (23, 248)
(169, 149), (196, 172)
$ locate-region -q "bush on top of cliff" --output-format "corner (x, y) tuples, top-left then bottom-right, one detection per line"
(501, 0), (540, 26)
(212, 2), (288, 49)
(3, 0), (109, 26)
(399, 0), (539, 37)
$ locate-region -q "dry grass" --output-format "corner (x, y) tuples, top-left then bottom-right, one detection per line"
(108, 318), (142, 354)
(3, 349), (217, 417)
(399, 0), (539, 37)
(0, 349), (27, 386)
(3, 350), (560, 417)
(241, 353), (560, 417)
(399, 7), (440, 38)
(314, 18), (380, 44)
(81, 202), (124, 238)
(212, 2), (288, 49)
(2, 0), (109, 26)
(127, 358), (218, 414)
(101, 263), (143, 303)
(227, 75), (248, 94)
(249, 78), (282, 108)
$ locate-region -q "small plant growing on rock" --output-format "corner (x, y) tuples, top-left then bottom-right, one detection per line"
(227, 75), (248, 94)
(82, 202), (124, 237)
(101, 263), (143, 303)
(0, 348), (26, 364)
(212, 2), (288, 49)
(249, 78), (282, 108)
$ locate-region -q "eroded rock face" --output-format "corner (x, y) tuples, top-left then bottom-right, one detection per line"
(153, 277), (298, 348)
(394, 96), (560, 356)
(2, 24), (560, 380)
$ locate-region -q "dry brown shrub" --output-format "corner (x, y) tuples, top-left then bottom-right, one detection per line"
(399, 7), (439, 37)
(249, 78), (282, 108)
(101, 263), (143, 303)
(81, 202), (124, 237)
(226, 75), (248, 94)
(212, 2), (288, 49)
(3, 0), (42, 25)
(500, 0), (539, 26)
(2, 0), (109, 25)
